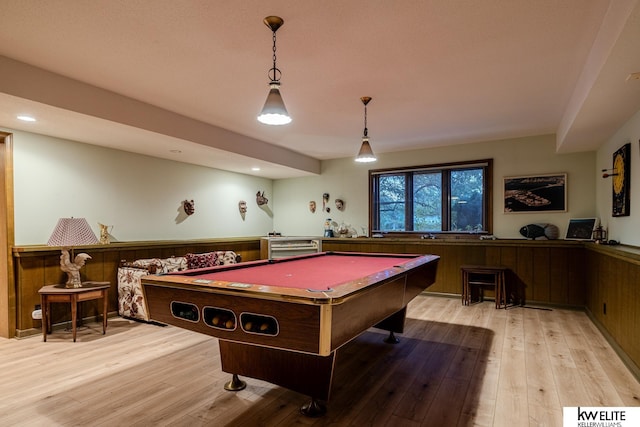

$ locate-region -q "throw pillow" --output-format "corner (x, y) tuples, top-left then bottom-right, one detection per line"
(185, 252), (218, 270)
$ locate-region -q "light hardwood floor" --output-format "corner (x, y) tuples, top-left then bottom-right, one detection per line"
(1, 295), (638, 426)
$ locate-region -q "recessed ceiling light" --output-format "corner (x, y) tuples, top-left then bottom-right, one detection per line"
(251, 167), (261, 171)
(17, 115), (36, 122)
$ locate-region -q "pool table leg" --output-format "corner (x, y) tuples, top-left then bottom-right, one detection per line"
(300, 397), (326, 417)
(374, 307), (406, 344)
(223, 374), (246, 391)
(384, 331), (400, 344)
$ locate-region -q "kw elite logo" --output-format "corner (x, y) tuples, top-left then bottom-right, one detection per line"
(563, 407), (640, 427)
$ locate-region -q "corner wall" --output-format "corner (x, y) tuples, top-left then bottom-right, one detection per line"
(596, 109), (640, 246)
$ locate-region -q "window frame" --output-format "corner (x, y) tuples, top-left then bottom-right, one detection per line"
(369, 159), (493, 238)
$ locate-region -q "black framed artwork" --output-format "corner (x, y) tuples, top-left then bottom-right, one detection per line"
(612, 143), (631, 217)
(503, 173), (567, 213)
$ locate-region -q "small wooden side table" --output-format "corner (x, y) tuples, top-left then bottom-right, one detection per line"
(461, 265), (507, 309)
(39, 281), (110, 342)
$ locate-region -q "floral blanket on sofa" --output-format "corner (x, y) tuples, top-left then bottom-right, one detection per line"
(117, 251), (238, 321)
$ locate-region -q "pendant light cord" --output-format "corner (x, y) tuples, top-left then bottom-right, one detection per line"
(269, 31), (281, 82)
(363, 104), (368, 137)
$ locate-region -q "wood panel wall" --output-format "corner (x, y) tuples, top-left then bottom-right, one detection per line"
(322, 238), (585, 306)
(585, 245), (640, 378)
(12, 238), (261, 337)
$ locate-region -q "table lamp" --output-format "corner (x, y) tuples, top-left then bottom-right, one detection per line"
(47, 217), (100, 288)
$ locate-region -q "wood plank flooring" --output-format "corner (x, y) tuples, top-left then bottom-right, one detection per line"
(0, 295), (638, 426)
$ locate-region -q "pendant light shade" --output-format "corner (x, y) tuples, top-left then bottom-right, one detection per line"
(355, 96), (377, 162)
(356, 138), (376, 163)
(258, 82), (291, 125)
(258, 16), (291, 125)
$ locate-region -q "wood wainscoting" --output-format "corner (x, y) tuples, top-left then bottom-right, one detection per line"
(12, 238), (261, 337)
(323, 238), (586, 307)
(585, 244), (640, 380)
(11, 238), (586, 337)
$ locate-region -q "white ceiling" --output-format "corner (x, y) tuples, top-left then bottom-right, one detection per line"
(1, 0), (640, 179)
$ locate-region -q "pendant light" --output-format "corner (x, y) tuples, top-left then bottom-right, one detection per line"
(257, 16), (292, 125)
(355, 96), (377, 162)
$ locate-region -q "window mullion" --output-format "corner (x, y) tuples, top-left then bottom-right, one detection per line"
(371, 175), (379, 230)
(442, 170), (450, 231)
(406, 172), (413, 231)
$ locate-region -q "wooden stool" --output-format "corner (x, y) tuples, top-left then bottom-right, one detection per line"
(461, 265), (507, 309)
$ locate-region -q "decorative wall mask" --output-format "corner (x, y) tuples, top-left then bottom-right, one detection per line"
(309, 201), (316, 213)
(256, 191), (269, 206)
(322, 193), (330, 212)
(335, 199), (345, 211)
(183, 199), (195, 215)
(239, 200), (247, 220)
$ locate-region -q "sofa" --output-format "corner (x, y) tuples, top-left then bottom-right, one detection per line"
(117, 251), (241, 322)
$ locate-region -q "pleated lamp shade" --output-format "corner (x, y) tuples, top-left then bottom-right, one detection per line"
(47, 218), (99, 247)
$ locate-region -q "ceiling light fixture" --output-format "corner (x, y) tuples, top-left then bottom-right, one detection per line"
(17, 115), (36, 122)
(355, 96), (377, 163)
(257, 16), (291, 126)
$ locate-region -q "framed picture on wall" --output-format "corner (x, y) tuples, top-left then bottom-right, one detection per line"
(611, 143), (631, 217)
(504, 173), (567, 213)
(565, 218), (597, 240)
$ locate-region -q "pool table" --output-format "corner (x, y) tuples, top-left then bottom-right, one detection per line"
(141, 251), (439, 416)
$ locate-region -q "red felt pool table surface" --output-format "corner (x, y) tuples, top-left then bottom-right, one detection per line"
(170, 253), (411, 291)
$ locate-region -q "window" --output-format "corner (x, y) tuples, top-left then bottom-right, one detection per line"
(370, 159), (492, 235)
